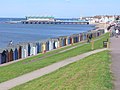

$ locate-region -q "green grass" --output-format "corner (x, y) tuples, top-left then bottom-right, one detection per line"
(11, 50), (112, 90)
(0, 33), (109, 83)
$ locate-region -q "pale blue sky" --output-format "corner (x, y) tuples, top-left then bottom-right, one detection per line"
(0, 0), (119, 18)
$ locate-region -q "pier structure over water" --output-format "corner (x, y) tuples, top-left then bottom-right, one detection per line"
(21, 16), (89, 25)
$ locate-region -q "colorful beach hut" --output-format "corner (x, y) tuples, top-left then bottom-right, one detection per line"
(54, 38), (59, 49)
(30, 43), (37, 56)
(72, 34), (79, 43)
(46, 41), (49, 51)
(59, 36), (67, 47)
(7, 48), (14, 62)
(36, 41), (42, 54)
(41, 42), (46, 53)
(49, 39), (54, 51)
(20, 43), (28, 58)
(0, 49), (7, 64)
(18, 45), (22, 59)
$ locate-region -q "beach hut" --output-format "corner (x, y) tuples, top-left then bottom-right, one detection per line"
(94, 31), (98, 38)
(28, 43), (31, 56)
(59, 36), (67, 47)
(98, 29), (104, 35)
(97, 31), (100, 37)
(49, 39), (54, 51)
(30, 43), (37, 56)
(67, 36), (71, 45)
(20, 43), (28, 58)
(8, 46), (18, 61)
(58, 37), (62, 47)
(0, 51), (1, 64)
(5, 50), (9, 62)
(41, 42), (46, 53)
(64, 36), (67, 46)
(79, 33), (83, 42)
(13, 47), (19, 60)
(36, 42), (42, 54)
(51, 38), (59, 49)
(83, 32), (87, 41)
(57, 40), (60, 48)
(54, 41), (57, 49)
(80, 33), (83, 41)
(0, 49), (7, 64)
(29, 43), (33, 56)
(46, 41), (49, 51)
(54, 38), (59, 49)
(14, 48), (18, 60)
(71, 36), (74, 44)
(7, 48), (14, 62)
(62, 37), (65, 46)
(66, 37), (68, 46)
(18, 45), (22, 59)
(72, 34), (79, 43)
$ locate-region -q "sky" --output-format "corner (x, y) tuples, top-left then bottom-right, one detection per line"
(0, 0), (120, 18)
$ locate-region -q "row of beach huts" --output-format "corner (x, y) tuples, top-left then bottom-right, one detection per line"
(0, 29), (104, 65)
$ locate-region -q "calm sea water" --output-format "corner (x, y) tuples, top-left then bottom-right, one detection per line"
(0, 18), (95, 49)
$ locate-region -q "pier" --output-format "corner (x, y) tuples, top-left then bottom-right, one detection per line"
(21, 16), (89, 25)
(21, 21), (89, 25)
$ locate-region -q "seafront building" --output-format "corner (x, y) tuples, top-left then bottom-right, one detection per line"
(82, 15), (119, 24)
(26, 16), (55, 22)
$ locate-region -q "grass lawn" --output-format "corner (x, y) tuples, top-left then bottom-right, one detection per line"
(11, 50), (112, 90)
(0, 33), (109, 83)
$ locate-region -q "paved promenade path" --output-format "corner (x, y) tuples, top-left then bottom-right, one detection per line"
(0, 48), (107, 90)
(110, 36), (120, 90)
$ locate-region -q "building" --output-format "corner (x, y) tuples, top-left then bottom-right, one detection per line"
(26, 16), (55, 22)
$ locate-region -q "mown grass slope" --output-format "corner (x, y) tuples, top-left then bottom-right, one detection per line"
(11, 50), (112, 90)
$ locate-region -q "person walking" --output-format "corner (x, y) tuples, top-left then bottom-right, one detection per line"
(116, 29), (119, 38)
(111, 25), (116, 37)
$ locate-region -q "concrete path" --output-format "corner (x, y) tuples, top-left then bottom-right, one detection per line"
(0, 48), (107, 90)
(110, 36), (120, 90)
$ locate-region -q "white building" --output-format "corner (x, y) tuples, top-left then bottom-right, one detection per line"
(26, 16), (55, 22)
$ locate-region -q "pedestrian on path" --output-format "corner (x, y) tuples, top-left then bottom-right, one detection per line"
(115, 29), (119, 38)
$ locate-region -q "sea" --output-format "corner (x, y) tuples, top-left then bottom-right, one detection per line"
(0, 18), (95, 49)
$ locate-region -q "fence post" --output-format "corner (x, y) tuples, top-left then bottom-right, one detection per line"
(91, 38), (94, 50)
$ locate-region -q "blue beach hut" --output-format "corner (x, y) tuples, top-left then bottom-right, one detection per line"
(36, 42), (42, 54)
(72, 34), (79, 43)
(83, 32), (87, 41)
(12, 46), (19, 60)
(67, 36), (71, 45)
(0, 49), (7, 64)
